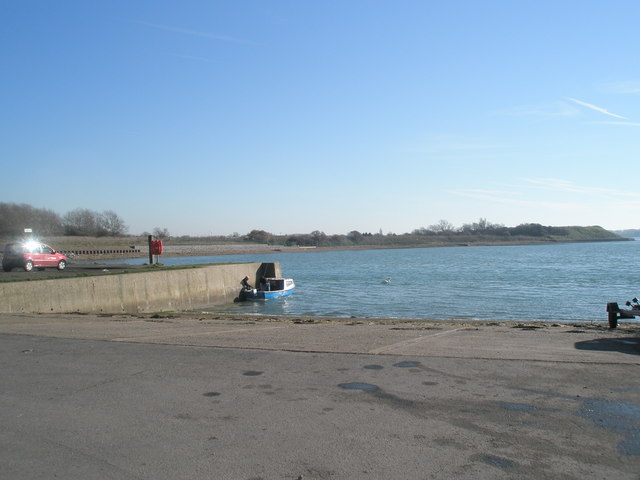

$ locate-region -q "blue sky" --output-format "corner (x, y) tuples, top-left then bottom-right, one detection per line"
(2, 1), (639, 236)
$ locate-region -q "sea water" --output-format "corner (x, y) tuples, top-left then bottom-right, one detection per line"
(104, 240), (640, 322)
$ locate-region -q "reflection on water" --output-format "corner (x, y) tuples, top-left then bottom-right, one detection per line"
(102, 240), (640, 322)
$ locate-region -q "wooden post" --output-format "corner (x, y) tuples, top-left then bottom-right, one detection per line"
(148, 235), (153, 265)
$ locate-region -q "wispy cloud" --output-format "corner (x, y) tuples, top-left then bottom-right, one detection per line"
(170, 53), (216, 63)
(566, 97), (627, 119)
(522, 178), (606, 194)
(591, 121), (640, 127)
(521, 178), (640, 198)
(498, 101), (578, 117)
(606, 81), (640, 94)
(138, 21), (256, 45)
(445, 187), (578, 208)
(447, 178), (640, 209)
(444, 188), (518, 201)
(407, 134), (504, 155)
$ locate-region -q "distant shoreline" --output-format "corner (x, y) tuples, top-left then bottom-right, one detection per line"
(1, 234), (631, 262)
(64, 236), (633, 261)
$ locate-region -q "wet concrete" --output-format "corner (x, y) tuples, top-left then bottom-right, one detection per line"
(0, 313), (639, 479)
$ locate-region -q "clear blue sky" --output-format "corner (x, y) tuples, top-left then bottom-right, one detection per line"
(2, 1), (639, 236)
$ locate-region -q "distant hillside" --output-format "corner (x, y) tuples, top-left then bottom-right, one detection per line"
(549, 226), (625, 241)
(612, 229), (640, 238)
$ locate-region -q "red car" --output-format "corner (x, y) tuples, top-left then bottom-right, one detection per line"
(2, 241), (68, 272)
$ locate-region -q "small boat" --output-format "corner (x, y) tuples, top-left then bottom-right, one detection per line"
(240, 277), (295, 300)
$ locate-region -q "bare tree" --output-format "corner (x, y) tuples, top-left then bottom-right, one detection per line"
(0, 202), (63, 236)
(429, 219), (455, 233)
(63, 208), (98, 236)
(152, 227), (171, 239)
(97, 210), (128, 236)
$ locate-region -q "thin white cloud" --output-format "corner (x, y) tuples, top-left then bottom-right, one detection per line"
(407, 134), (504, 155)
(445, 188), (578, 209)
(566, 97), (627, 119)
(607, 81), (640, 94)
(450, 188), (519, 197)
(521, 178), (640, 198)
(139, 21), (256, 45)
(523, 177), (595, 193)
(498, 101), (578, 117)
(591, 121), (640, 127)
(448, 179), (640, 208)
(170, 53), (216, 63)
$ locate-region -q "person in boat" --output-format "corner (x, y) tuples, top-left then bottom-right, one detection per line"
(241, 276), (253, 290)
(259, 277), (269, 291)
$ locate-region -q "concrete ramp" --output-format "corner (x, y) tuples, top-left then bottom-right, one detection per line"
(0, 262), (279, 314)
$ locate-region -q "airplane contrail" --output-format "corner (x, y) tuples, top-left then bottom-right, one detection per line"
(138, 21), (255, 45)
(566, 97), (627, 119)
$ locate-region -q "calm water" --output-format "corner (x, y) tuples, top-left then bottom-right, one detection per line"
(105, 240), (640, 323)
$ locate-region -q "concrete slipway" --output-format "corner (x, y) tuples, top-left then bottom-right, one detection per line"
(0, 312), (638, 480)
(0, 262), (279, 314)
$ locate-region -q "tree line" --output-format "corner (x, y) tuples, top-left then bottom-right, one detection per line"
(0, 202), (128, 237)
(1, 202), (620, 245)
(240, 220), (618, 247)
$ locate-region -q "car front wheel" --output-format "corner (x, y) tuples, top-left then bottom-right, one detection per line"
(24, 260), (34, 272)
(57, 260), (67, 270)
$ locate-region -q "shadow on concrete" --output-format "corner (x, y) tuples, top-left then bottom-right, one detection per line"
(575, 337), (640, 356)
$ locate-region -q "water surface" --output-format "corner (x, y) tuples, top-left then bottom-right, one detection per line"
(103, 240), (640, 322)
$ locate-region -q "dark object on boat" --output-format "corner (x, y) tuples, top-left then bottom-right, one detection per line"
(239, 277), (295, 301)
(606, 302), (640, 329)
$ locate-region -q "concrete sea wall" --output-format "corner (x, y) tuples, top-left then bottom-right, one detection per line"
(0, 262), (280, 314)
